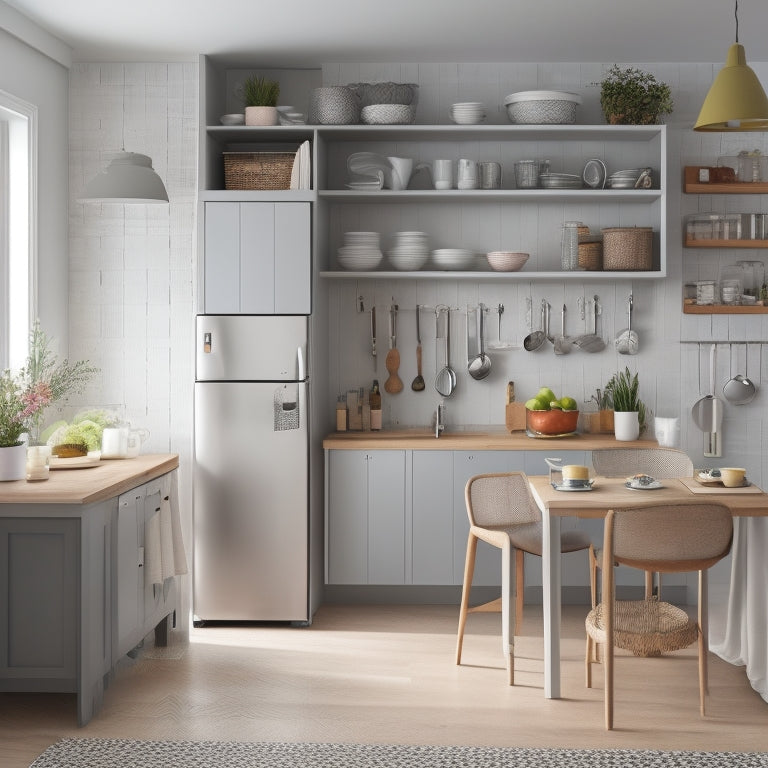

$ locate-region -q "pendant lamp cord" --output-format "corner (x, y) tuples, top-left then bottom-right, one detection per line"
(734, 0), (739, 43)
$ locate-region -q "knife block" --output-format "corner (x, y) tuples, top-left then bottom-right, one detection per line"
(588, 409), (614, 434)
(505, 403), (527, 432)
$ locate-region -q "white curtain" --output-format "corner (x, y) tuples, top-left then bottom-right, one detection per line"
(710, 517), (768, 703)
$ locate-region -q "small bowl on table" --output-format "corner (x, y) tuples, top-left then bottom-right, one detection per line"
(720, 467), (746, 487)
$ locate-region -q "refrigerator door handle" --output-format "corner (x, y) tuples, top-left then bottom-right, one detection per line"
(297, 345), (306, 381)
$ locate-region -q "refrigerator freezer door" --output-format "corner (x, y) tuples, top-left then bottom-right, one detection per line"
(193, 381), (308, 621)
(196, 315), (308, 382)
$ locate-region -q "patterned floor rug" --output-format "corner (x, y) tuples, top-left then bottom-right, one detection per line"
(28, 739), (768, 768)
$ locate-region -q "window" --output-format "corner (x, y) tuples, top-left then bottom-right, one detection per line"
(0, 89), (36, 371)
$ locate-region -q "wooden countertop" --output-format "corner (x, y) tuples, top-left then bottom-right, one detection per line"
(322, 430), (660, 451)
(0, 453), (179, 506)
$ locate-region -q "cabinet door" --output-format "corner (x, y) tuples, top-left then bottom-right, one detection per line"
(204, 202), (311, 314)
(203, 202), (241, 313)
(0, 518), (78, 683)
(367, 451), (406, 585)
(274, 203), (311, 314)
(116, 488), (144, 658)
(412, 451), (454, 584)
(327, 450), (369, 584)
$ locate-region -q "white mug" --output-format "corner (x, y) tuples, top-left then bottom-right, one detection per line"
(101, 427), (129, 458)
(432, 158), (453, 189)
(126, 428), (150, 458)
(457, 159), (479, 190)
(386, 156), (413, 190)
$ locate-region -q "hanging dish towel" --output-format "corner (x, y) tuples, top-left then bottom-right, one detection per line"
(145, 473), (189, 586)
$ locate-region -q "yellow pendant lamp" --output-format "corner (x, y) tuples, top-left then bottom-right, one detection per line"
(695, 1), (768, 131)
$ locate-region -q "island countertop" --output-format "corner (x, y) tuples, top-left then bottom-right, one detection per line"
(322, 430), (659, 451)
(0, 453), (179, 506)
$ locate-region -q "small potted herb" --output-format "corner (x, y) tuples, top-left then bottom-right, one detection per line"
(597, 65), (673, 125)
(603, 367), (648, 441)
(242, 75), (280, 126)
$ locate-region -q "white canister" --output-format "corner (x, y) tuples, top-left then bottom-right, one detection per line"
(613, 411), (640, 442)
(101, 427), (129, 458)
(654, 416), (680, 448)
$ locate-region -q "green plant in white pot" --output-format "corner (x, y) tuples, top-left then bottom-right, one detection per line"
(597, 65), (673, 125)
(242, 75), (280, 126)
(604, 366), (648, 441)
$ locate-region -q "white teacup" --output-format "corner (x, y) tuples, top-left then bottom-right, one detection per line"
(428, 158), (453, 189)
(457, 158), (479, 190)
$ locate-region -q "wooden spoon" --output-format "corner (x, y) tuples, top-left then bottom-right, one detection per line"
(411, 305), (425, 392)
(384, 304), (403, 394)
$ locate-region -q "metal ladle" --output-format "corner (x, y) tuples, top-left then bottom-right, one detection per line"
(553, 304), (572, 355)
(723, 344), (757, 405)
(615, 293), (639, 355)
(468, 303), (492, 379)
(523, 299), (548, 352)
(434, 307), (456, 397)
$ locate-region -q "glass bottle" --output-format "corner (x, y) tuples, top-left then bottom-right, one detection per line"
(560, 221), (582, 271)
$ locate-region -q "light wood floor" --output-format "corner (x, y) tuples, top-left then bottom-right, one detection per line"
(2, 604), (767, 767)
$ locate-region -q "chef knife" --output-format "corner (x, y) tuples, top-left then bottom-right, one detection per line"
(371, 306), (377, 369)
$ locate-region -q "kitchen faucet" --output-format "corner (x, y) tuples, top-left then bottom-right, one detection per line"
(434, 401), (445, 438)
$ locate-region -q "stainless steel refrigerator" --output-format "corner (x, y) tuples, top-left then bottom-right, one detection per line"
(193, 314), (309, 623)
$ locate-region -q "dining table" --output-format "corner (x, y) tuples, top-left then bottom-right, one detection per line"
(527, 474), (768, 699)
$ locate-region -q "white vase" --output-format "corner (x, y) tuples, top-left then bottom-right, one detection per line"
(245, 106), (278, 126)
(0, 443), (27, 481)
(613, 411), (640, 442)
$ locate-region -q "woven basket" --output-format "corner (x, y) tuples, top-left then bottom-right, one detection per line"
(578, 235), (603, 270)
(601, 227), (653, 270)
(224, 152), (295, 191)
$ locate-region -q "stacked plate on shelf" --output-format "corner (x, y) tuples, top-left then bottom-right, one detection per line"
(337, 231), (383, 270)
(387, 231), (430, 271)
(538, 172), (583, 189)
(430, 248), (476, 271)
(449, 102), (486, 124)
(606, 168), (649, 189)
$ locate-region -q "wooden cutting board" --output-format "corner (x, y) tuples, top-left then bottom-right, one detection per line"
(678, 477), (764, 494)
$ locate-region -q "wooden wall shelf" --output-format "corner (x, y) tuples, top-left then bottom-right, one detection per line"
(683, 304), (768, 314)
(684, 166), (768, 195)
(684, 238), (768, 249)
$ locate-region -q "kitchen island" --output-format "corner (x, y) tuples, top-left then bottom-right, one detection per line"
(0, 454), (182, 725)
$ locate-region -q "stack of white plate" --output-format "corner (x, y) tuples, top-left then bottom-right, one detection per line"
(337, 231), (383, 270)
(606, 168), (648, 189)
(449, 102), (486, 125)
(538, 172), (583, 189)
(430, 248), (476, 271)
(388, 231), (429, 271)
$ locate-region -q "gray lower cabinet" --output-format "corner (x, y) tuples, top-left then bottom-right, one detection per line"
(203, 201), (311, 314)
(326, 448), (592, 590)
(326, 450), (407, 584)
(116, 474), (177, 660)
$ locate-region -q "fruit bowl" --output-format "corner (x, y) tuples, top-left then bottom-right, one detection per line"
(526, 409), (579, 436)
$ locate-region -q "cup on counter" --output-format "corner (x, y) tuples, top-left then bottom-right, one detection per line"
(26, 445), (50, 481)
(720, 467), (746, 487)
(102, 427), (129, 458)
(457, 158), (479, 190)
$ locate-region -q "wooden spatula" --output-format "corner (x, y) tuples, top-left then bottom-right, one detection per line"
(384, 304), (403, 394)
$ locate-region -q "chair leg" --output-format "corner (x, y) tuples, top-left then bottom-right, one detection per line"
(456, 532), (478, 665)
(589, 545), (598, 608)
(585, 635), (593, 688)
(501, 539), (515, 685)
(644, 570), (654, 599)
(698, 626), (706, 717)
(515, 548), (525, 631)
(604, 631), (614, 730)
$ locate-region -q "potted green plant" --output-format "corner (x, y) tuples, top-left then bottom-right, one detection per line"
(242, 75), (280, 126)
(597, 65), (673, 125)
(603, 366), (648, 441)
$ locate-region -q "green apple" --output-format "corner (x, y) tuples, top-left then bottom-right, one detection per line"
(559, 396), (577, 411)
(537, 387), (556, 404)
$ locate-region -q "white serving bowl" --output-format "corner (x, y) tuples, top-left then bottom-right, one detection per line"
(486, 251), (530, 272)
(337, 247), (383, 271)
(388, 250), (429, 271)
(220, 113), (245, 125)
(430, 248), (475, 271)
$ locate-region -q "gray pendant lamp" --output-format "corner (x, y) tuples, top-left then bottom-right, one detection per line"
(694, 0), (768, 131)
(79, 151), (169, 204)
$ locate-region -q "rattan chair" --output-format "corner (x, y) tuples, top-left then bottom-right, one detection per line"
(585, 503), (733, 729)
(589, 448), (694, 606)
(456, 472), (592, 685)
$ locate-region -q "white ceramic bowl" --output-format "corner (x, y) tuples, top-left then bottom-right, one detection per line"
(486, 251), (529, 272)
(220, 113), (245, 125)
(337, 248), (383, 271)
(431, 248), (475, 271)
(388, 250), (429, 271)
